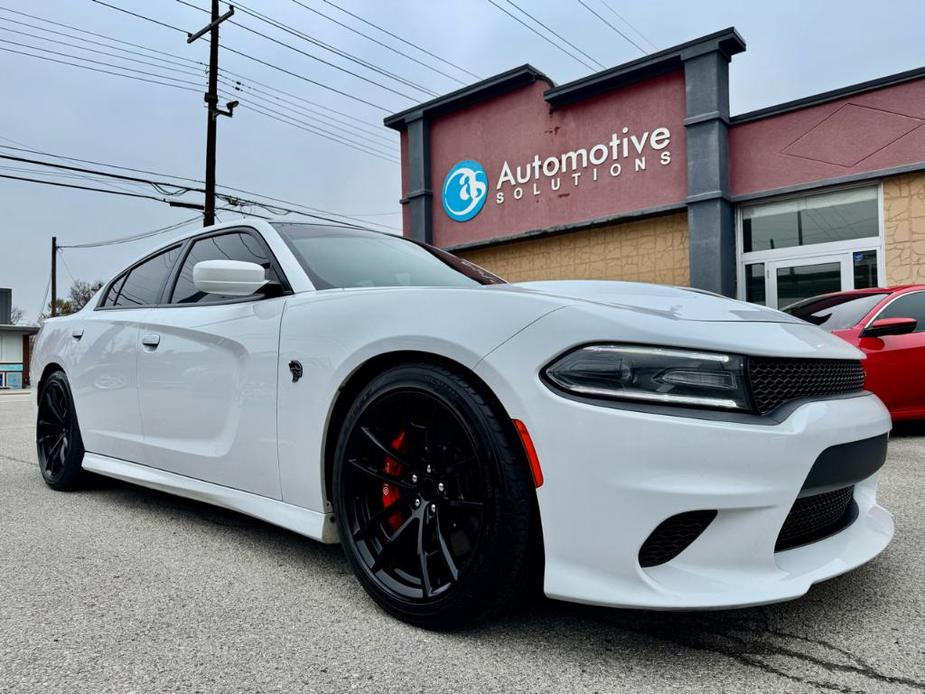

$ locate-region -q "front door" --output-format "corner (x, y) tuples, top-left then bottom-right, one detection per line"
(135, 230), (287, 499)
(767, 254), (848, 310)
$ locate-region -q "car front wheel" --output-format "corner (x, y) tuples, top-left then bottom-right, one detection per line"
(333, 362), (539, 629)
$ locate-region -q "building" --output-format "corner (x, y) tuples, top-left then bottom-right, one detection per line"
(385, 28), (925, 308)
(0, 289), (39, 389)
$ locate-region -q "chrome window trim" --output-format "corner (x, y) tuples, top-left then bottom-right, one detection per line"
(862, 289), (925, 330)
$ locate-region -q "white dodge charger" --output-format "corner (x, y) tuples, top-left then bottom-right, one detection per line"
(32, 220), (894, 629)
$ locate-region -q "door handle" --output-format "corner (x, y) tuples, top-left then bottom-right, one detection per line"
(71, 329), (84, 340)
(141, 334), (161, 349)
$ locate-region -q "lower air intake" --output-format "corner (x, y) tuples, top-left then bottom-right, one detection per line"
(638, 510), (717, 568)
(776, 486), (857, 551)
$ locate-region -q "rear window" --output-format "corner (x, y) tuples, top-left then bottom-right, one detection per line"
(106, 245), (182, 307)
(273, 223), (504, 290)
(784, 292), (888, 330)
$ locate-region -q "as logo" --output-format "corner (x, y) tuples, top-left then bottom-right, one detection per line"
(441, 160), (488, 222)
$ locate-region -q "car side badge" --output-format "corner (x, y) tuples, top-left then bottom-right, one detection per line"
(289, 360), (303, 383)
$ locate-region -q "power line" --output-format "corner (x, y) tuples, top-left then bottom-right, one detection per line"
(35, 273), (50, 322)
(219, 75), (395, 146)
(289, 0), (467, 87)
(220, 67), (390, 135)
(226, 98), (399, 163)
(0, 4), (201, 66)
(0, 37), (204, 89)
(59, 216), (202, 248)
(485, 0), (597, 71)
(175, 0), (430, 100)
(0, 153), (195, 195)
(222, 42), (389, 111)
(0, 143), (400, 230)
(0, 12), (205, 72)
(90, 0), (392, 111)
(0, 5), (391, 134)
(0, 13), (393, 148)
(595, 0), (657, 51)
(56, 248), (78, 285)
(503, 0), (604, 69)
(2, 159), (394, 228)
(574, 0), (646, 54)
(0, 163), (154, 196)
(320, 0), (481, 81)
(0, 26), (206, 83)
(0, 172), (195, 205)
(1, 39), (396, 163)
(0, 44), (201, 94)
(230, 0), (440, 96)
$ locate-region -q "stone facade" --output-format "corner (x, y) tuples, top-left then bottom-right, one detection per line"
(883, 172), (925, 285)
(456, 212), (690, 285)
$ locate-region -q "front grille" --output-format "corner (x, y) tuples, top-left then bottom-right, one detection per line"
(638, 510), (717, 567)
(747, 357), (865, 415)
(776, 486), (856, 551)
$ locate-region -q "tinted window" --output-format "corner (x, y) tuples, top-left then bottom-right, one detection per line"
(877, 292), (925, 333)
(101, 273), (127, 307)
(111, 246), (182, 307)
(742, 188), (878, 253)
(784, 292), (888, 330)
(273, 223), (504, 289)
(170, 232), (279, 304)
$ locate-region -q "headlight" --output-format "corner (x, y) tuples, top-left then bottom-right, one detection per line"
(543, 344), (750, 411)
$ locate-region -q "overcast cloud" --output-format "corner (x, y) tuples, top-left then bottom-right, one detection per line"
(2, 0), (924, 321)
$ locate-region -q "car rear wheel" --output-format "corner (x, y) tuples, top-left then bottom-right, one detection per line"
(333, 363), (538, 629)
(37, 371), (86, 491)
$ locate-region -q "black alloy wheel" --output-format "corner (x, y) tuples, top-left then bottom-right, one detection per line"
(37, 371), (86, 490)
(333, 363), (538, 629)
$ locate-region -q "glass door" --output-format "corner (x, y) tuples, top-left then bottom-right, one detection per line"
(767, 254), (851, 310)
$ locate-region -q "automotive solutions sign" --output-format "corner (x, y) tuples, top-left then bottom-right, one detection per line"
(441, 124), (673, 223)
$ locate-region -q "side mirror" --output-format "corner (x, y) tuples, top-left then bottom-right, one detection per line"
(193, 260), (268, 297)
(860, 317), (917, 338)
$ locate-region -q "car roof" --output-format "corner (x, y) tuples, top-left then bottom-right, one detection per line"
(806, 285), (925, 300)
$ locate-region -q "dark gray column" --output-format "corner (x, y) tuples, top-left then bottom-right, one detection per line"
(403, 114), (433, 243)
(683, 47), (736, 297)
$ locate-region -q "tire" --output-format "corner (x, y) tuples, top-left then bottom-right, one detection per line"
(332, 362), (539, 629)
(36, 371), (87, 491)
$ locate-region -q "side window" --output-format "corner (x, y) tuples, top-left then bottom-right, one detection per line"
(877, 292), (925, 333)
(170, 232), (279, 304)
(101, 273), (127, 307)
(111, 246), (182, 307)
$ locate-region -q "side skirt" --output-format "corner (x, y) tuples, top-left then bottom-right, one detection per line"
(82, 453), (339, 544)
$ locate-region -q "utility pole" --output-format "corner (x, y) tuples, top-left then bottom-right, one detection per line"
(50, 236), (57, 318)
(188, 1), (237, 227)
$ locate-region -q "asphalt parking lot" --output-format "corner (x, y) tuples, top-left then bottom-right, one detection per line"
(1, 390), (923, 693)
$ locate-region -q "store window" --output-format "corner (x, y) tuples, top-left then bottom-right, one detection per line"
(739, 186), (882, 309)
(742, 187), (878, 253)
(745, 263), (766, 305)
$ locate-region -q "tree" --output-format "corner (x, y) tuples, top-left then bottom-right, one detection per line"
(40, 279), (103, 321)
(67, 279), (103, 312)
(8, 306), (24, 325)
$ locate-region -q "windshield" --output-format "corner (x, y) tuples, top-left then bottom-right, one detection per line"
(273, 223), (504, 290)
(783, 292), (888, 330)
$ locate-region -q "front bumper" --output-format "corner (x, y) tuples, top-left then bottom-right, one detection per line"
(490, 377), (893, 608)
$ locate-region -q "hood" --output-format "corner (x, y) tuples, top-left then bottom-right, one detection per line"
(505, 280), (802, 323)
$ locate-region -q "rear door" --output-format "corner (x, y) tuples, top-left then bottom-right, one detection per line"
(859, 290), (925, 414)
(135, 229), (288, 499)
(68, 244), (182, 464)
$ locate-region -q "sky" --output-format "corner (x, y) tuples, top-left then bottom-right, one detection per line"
(1, 0), (924, 322)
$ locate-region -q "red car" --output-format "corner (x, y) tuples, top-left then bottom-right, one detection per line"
(784, 286), (925, 421)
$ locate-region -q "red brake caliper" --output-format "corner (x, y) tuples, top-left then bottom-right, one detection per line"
(381, 430), (407, 531)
